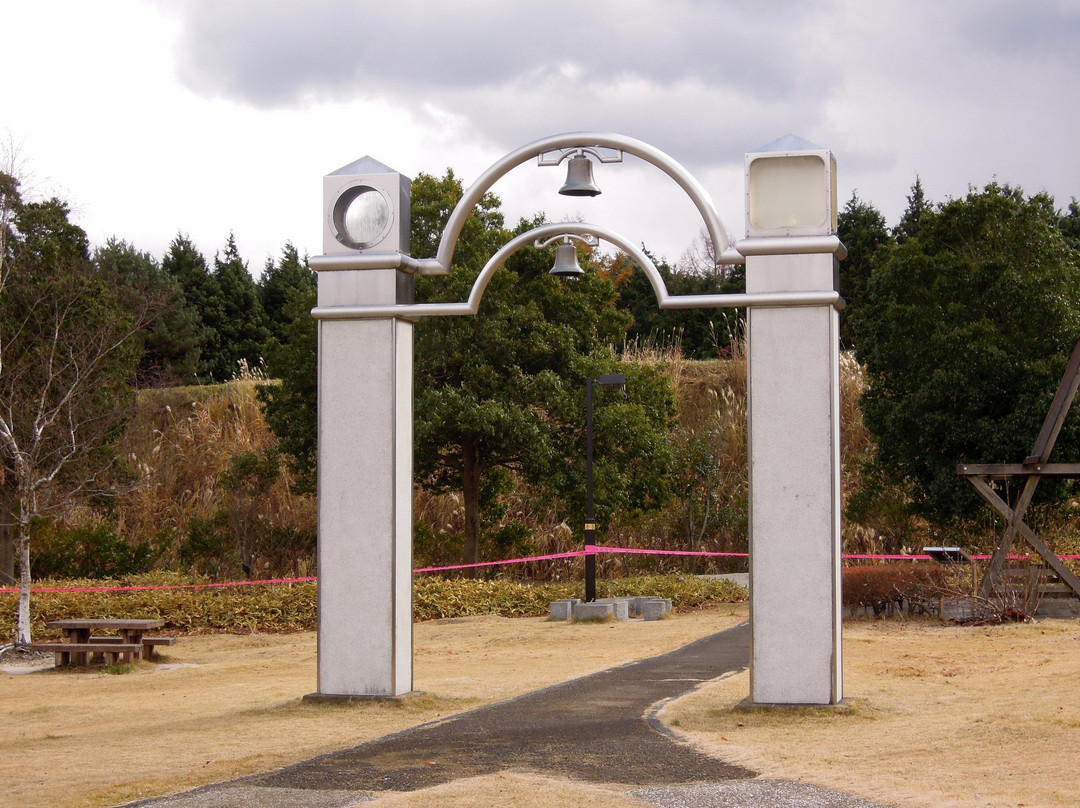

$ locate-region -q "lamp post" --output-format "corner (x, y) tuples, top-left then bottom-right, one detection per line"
(585, 373), (625, 602)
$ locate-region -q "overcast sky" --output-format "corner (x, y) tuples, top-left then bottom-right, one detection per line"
(4, 0), (1079, 274)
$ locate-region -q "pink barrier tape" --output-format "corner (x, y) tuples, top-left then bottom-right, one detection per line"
(594, 545), (749, 558)
(0, 577), (317, 594)
(414, 550), (585, 573)
(4, 549), (1078, 592)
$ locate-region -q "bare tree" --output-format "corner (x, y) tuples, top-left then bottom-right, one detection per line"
(1, 171), (152, 644)
(678, 227), (723, 278)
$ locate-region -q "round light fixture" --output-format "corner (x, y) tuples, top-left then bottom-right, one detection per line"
(331, 185), (392, 249)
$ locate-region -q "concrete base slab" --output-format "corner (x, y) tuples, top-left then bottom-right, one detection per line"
(572, 602), (615, 622)
(737, 697), (852, 710)
(302, 691), (421, 704)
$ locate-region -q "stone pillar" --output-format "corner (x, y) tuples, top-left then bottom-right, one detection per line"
(311, 157), (414, 699)
(746, 251), (842, 705)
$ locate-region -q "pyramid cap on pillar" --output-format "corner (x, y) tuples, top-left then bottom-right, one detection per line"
(328, 156), (404, 177)
(751, 134), (825, 153)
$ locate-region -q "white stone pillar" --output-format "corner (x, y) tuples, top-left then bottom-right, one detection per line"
(746, 252), (842, 704)
(312, 158), (414, 699)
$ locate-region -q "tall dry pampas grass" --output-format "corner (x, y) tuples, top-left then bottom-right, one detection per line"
(109, 380), (313, 573)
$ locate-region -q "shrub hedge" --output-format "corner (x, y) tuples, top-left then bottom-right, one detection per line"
(1, 573), (746, 641)
(841, 564), (951, 616)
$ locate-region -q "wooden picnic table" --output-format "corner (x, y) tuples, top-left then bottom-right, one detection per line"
(44, 618), (165, 666)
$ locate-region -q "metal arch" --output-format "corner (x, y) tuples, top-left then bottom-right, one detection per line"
(412, 132), (741, 276)
(310, 221), (842, 321)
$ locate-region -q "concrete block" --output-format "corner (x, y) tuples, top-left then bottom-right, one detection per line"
(572, 602), (614, 622)
(643, 600), (668, 621)
(594, 598), (631, 621)
(548, 599), (580, 621)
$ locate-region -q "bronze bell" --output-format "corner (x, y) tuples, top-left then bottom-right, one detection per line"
(549, 242), (586, 278)
(559, 154), (601, 197)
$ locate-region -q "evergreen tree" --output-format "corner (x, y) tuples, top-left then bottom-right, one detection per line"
(94, 239), (204, 385)
(894, 176), (930, 244)
(259, 283), (317, 493)
(610, 248), (744, 360)
(852, 182), (1080, 519)
(259, 242), (315, 345)
(211, 233), (270, 380)
(837, 192), (893, 347)
(162, 234), (222, 382)
(412, 173), (674, 568)
(1060, 199), (1080, 249)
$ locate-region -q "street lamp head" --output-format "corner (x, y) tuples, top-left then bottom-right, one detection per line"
(549, 240), (586, 279)
(559, 153), (602, 197)
(596, 374), (626, 388)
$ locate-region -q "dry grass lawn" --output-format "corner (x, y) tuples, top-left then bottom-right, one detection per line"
(666, 616), (1080, 808)
(3, 606), (1078, 808)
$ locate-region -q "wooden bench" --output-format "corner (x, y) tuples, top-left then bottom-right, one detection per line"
(89, 635), (176, 660)
(27, 642), (141, 666)
(139, 636), (175, 659)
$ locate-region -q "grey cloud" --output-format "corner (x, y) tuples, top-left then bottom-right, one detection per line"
(423, 74), (827, 171)
(165, 0), (840, 172)
(169, 1), (834, 110)
(960, 1), (1080, 54)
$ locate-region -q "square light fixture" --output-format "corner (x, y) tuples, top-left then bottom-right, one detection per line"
(745, 135), (837, 238)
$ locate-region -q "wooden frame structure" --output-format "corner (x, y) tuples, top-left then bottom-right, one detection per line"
(957, 339), (1080, 599)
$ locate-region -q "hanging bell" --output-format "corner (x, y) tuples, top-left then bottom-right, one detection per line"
(549, 242), (586, 278)
(558, 154), (602, 197)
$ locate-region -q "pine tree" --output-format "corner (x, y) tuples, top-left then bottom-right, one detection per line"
(894, 177), (930, 244)
(837, 192), (893, 347)
(94, 239), (204, 385)
(162, 234), (222, 382)
(211, 233), (270, 380)
(259, 242), (316, 344)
